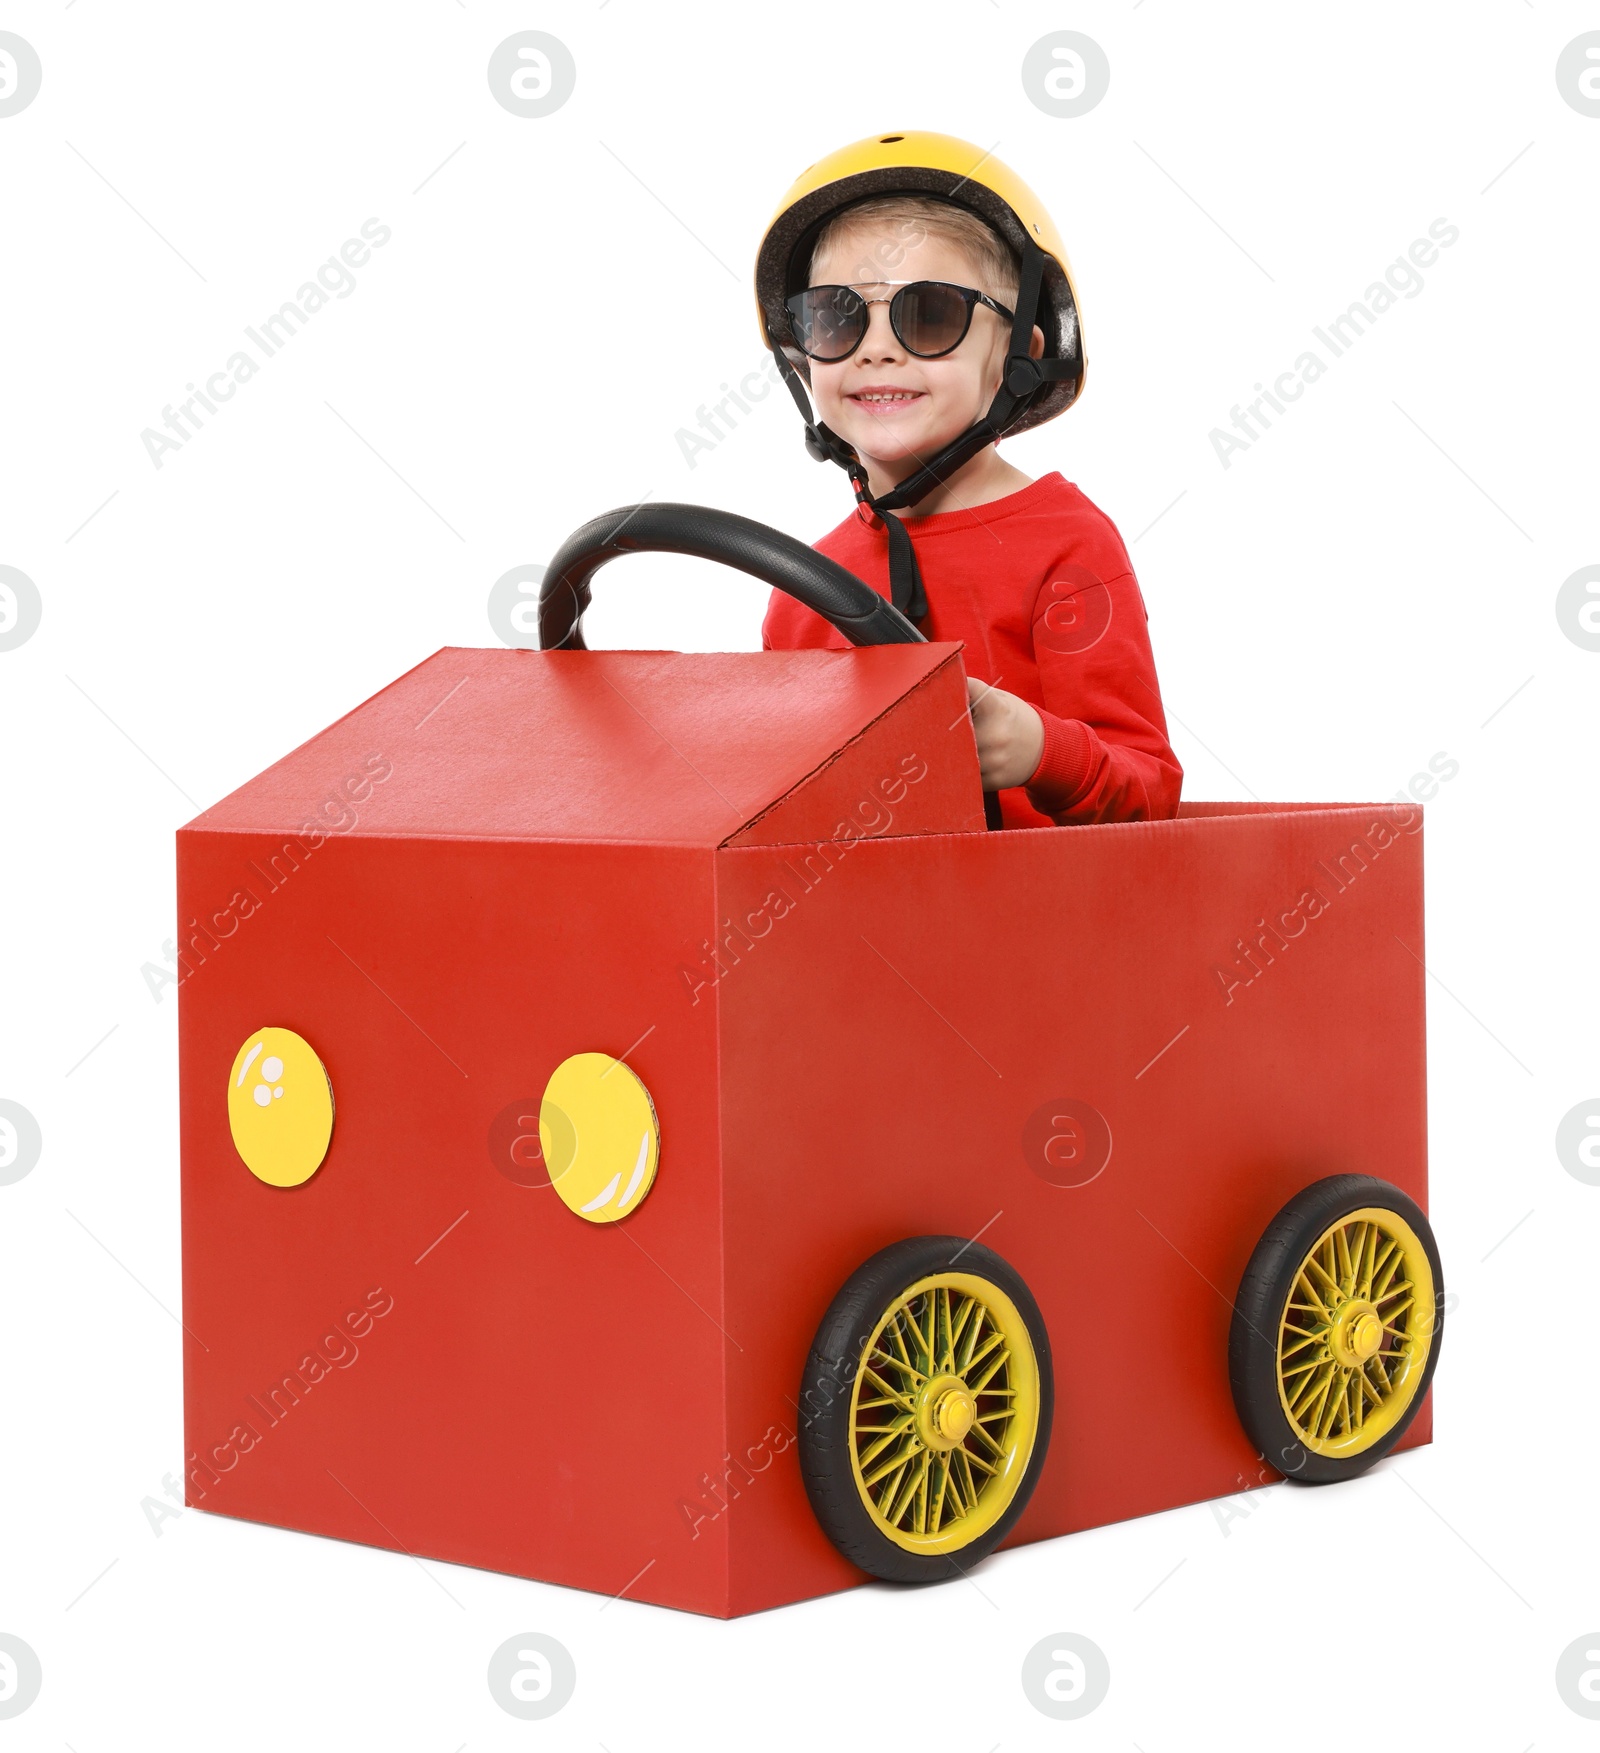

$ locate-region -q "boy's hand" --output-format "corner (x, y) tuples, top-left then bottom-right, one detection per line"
(966, 677), (1045, 791)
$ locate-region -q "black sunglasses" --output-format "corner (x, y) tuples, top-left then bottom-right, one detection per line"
(786, 280), (1014, 363)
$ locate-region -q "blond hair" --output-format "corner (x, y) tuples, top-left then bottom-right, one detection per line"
(808, 194), (1019, 304)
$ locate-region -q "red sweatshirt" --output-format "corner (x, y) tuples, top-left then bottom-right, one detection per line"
(762, 471), (1182, 827)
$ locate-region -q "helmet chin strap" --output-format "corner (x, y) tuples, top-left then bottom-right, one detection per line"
(769, 240), (1078, 627)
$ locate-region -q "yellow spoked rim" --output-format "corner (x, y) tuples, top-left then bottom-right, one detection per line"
(1277, 1207), (1437, 1458)
(849, 1272), (1041, 1555)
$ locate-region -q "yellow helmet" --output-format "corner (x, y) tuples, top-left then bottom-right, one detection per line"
(755, 130), (1086, 438)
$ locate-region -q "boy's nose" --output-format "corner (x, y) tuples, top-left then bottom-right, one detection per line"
(855, 298), (905, 361)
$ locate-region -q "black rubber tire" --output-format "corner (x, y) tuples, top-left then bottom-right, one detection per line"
(798, 1235), (1054, 1584)
(1229, 1174), (1444, 1486)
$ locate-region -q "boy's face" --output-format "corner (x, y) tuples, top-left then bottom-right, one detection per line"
(807, 225), (1033, 481)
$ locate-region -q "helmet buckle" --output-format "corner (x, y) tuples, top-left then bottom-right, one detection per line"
(1005, 355), (1044, 397)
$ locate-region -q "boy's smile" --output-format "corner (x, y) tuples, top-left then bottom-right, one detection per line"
(845, 382), (928, 417)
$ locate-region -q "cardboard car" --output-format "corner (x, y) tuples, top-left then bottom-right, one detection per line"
(177, 505), (1444, 1616)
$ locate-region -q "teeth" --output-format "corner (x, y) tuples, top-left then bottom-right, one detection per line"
(856, 392), (918, 402)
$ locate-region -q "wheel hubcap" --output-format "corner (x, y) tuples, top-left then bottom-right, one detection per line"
(917, 1375), (977, 1449)
(848, 1272), (1042, 1553)
(1275, 1208), (1437, 1458)
(1330, 1300), (1384, 1366)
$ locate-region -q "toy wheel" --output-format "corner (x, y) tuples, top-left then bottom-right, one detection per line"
(799, 1236), (1052, 1583)
(1230, 1175), (1444, 1486)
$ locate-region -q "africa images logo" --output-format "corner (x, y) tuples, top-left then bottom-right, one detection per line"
(139, 221), (392, 469)
(1210, 220), (1459, 468)
(0, 33), (42, 120)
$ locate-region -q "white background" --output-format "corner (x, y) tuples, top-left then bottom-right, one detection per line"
(2, 2), (1597, 1746)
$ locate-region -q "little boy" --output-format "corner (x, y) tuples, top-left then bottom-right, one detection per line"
(754, 133), (1181, 827)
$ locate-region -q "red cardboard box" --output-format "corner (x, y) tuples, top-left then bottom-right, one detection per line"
(178, 643), (1429, 1617)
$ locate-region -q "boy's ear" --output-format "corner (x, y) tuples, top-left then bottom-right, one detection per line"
(1029, 324), (1045, 360)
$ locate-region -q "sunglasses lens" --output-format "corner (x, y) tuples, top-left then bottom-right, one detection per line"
(788, 287), (865, 361)
(893, 282), (973, 357)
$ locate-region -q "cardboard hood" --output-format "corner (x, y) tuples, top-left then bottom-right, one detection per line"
(185, 644), (987, 848)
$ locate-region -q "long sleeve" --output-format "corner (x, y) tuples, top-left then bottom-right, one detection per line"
(1020, 548), (1182, 826)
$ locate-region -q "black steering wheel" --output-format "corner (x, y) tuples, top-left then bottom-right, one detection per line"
(537, 503), (923, 652)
